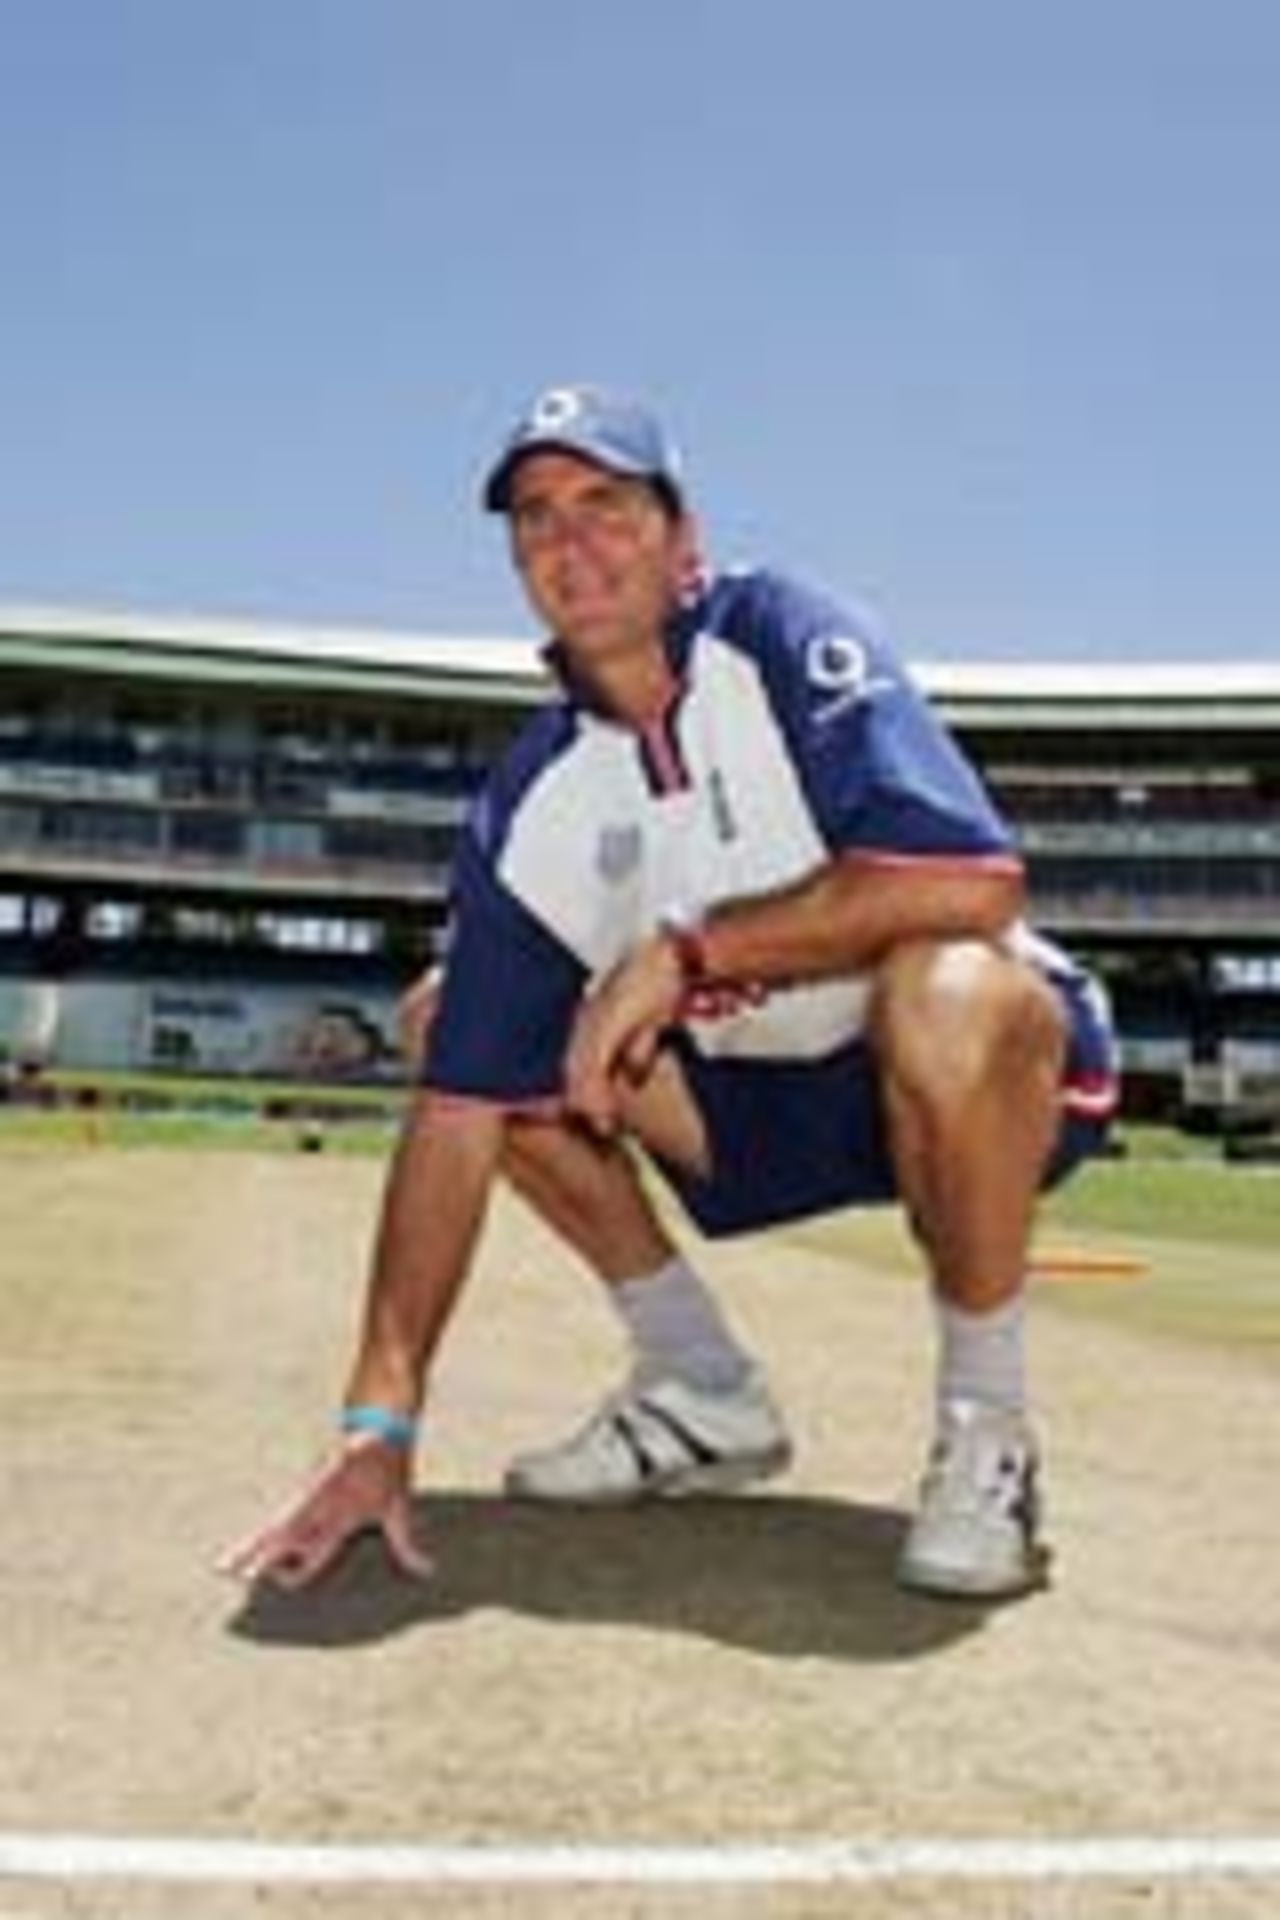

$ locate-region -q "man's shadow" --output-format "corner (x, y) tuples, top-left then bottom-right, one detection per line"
(228, 1491), (999, 1663)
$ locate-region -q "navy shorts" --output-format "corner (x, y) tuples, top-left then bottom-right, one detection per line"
(649, 969), (1116, 1239)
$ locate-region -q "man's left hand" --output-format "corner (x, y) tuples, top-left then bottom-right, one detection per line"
(564, 936), (684, 1132)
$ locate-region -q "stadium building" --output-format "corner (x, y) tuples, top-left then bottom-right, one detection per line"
(1, 605), (1277, 1124)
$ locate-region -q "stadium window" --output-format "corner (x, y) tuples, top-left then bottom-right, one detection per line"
(172, 905), (239, 944)
(0, 895), (25, 934)
(26, 897), (62, 935)
(38, 805), (162, 852)
(325, 819), (447, 865)
(0, 803), (34, 847)
(1215, 955), (1280, 991)
(170, 813), (246, 857)
(251, 819), (324, 863)
(253, 911), (378, 955)
(86, 901), (144, 942)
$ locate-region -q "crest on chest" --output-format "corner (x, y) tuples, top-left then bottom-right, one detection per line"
(595, 822), (644, 884)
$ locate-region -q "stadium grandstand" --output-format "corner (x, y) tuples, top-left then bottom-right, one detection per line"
(1, 604), (1277, 1129)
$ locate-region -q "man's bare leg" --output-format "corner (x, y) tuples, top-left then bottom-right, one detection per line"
(869, 937), (1065, 1595)
(503, 1115), (676, 1280)
(871, 937), (1064, 1346)
(498, 1064), (789, 1499)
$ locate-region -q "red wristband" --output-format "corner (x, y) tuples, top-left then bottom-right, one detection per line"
(664, 921), (714, 986)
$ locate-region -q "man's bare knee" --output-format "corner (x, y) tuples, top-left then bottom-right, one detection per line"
(500, 1113), (674, 1279)
(870, 938), (1065, 1107)
(611, 1048), (712, 1178)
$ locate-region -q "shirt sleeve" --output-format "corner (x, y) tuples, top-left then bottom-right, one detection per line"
(423, 814), (587, 1103)
(722, 570), (1017, 862)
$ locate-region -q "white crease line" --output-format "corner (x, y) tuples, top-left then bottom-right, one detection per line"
(1, 1835), (1279, 1887)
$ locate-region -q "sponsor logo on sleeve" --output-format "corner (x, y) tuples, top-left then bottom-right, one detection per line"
(804, 632), (894, 723)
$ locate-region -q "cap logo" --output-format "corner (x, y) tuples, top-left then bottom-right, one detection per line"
(529, 387), (585, 432)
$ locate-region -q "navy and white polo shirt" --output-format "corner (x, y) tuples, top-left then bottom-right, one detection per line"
(425, 567), (1051, 1107)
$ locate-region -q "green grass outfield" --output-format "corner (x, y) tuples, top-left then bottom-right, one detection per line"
(777, 1129), (1279, 1359)
(0, 1104), (401, 1156)
(0, 1066), (405, 1155)
(2, 1084), (1276, 1358)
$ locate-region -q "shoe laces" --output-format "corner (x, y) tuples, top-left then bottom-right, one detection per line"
(925, 1402), (1034, 1519)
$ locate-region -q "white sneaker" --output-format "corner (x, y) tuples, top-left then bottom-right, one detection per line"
(504, 1368), (793, 1504)
(897, 1399), (1048, 1598)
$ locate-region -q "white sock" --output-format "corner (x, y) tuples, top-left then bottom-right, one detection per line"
(612, 1257), (752, 1392)
(934, 1292), (1027, 1419)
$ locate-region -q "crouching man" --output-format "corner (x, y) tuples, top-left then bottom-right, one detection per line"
(224, 385), (1116, 1601)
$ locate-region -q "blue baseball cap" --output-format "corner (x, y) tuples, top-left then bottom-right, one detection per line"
(482, 384), (686, 513)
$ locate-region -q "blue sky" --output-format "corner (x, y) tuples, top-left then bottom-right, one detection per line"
(2, 0), (1277, 662)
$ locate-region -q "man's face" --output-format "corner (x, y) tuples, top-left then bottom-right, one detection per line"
(506, 451), (695, 668)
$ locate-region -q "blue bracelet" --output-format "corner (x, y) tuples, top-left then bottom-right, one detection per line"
(340, 1403), (419, 1449)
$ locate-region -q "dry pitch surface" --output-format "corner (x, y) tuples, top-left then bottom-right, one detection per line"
(0, 1145), (1276, 1920)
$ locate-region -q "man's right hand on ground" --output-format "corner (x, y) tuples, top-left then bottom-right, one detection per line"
(219, 1438), (434, 1591)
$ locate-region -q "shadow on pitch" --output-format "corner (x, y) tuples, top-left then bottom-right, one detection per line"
(227, 1490), (994, 1662)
